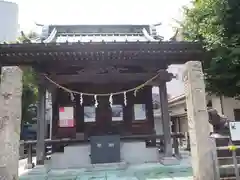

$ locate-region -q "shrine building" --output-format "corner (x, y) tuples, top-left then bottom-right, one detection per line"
(0, 24), (205, 168)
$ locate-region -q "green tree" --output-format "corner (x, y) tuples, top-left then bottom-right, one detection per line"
(181, 0), (240, 97)
(18, 32), (38, 126)
(21, 67), (38, 124)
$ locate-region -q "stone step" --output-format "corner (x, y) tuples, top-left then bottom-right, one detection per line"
(219, 164), (240, 177)
(216, 138), (240, 147)
(218, 156), (240, 166)
(220, 176), (237, 180)
(217, 146), (240, 151)
(217, 149), (240, 158)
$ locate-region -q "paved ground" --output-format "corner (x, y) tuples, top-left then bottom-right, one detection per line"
(19, 161), (192, 179)
(19, 151), (192, 179)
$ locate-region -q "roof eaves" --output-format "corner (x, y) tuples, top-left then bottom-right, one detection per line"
(168, 94), (186, 104)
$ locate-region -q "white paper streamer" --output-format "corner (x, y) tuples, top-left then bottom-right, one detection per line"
(124, 92), (127, 106)
(109, 94), (113, 107)
(70, 93), (75, 102)
(94, 95), (98, 107)
(80, 93), (83, 106)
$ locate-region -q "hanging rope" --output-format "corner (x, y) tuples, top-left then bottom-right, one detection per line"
(43, 70), (162, 96)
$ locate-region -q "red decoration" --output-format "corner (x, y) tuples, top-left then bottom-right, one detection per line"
(59, 107), (65, 112)
(59, 119), (74, 127)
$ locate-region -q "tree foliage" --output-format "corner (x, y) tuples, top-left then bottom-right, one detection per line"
(22, 67), (38, 124)
(181, 0), (240, 97)
(18, 32), (38, 125)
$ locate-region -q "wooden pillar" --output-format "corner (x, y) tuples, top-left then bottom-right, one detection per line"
(145, 87), (155, 132)
(0, 67), (23, 180)
(123, 93), (133, 134)
(51, 89), (58, 139)
(183, 61), (216, 180)
(48, 87), (56, 140)
(159, 82), (172, 157)
(36, 83), (46, 165)
(75, 94), (84, 133)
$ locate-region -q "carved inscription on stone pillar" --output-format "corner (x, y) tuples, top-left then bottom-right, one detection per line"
(183, 61), (217, 180)
(0, 67), (23, 180)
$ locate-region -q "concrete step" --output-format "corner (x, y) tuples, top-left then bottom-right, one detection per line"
(217, 146), (240, 151)
(219, 164), (240, 177)
(220, 177), (237, 180)
(216, 139), (240, 146)
(218, 156), (240, 166)
(217, 149), (240, 158)
(216, 138), (230, 147)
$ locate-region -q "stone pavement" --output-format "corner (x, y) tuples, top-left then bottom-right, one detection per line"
(19, 150), (192, 179)
(19, 162), (193, 180)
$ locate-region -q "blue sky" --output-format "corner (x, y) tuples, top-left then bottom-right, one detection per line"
(8, 0), (190, 97)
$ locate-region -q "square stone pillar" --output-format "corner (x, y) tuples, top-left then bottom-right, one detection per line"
(0, 67), (23, 180)
(183, 61), (218, 180)
(36, 84), (46, 165)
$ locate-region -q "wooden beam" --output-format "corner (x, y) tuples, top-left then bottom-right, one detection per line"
(37, 59), (167, 73)
(0, 42), (205, 66)
(0, 42), (203, 54)
(48, 71), (173, 84)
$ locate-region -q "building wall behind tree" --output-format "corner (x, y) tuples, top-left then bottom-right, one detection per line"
(169, 94), (240, 135)
(211, 95), (240, 121)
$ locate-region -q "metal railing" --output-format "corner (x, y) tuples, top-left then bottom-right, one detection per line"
(210, 132), (240, 180)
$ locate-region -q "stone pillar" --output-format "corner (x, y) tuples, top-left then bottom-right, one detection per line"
(36, 84), (46, 165)
(159, 82), (172, 157)
(183, 61), (217, 180)
(0, 67), (23, 180)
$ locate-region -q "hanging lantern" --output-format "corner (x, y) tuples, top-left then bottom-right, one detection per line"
(124, 92), (127, 106)
(94, 95), (98, 107)
(80, 93), (83, 106)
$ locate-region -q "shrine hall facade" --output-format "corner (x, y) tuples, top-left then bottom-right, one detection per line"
(0, 24), (205, 167)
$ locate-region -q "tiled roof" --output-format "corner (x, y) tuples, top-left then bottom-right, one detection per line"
(38, 24), (160, 43)
(168, 94), (186, 104)
(56, 35), (149, 43)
